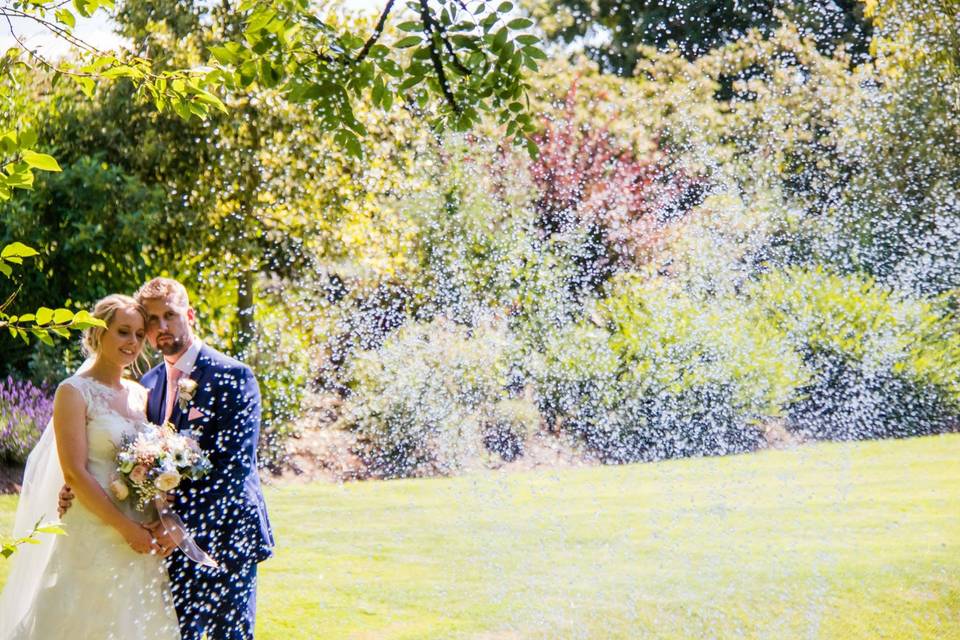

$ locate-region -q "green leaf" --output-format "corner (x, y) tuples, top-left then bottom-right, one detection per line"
(21, 151), (62, 172)
(258, 59), (282, 88)
(19, 129), (37, 148)
(247, 8), (277, 32)
(378, 59), (403, 78)
(35, 307), (54, 326)
(507, 18), (533, 29)
(31, 328), (54, 346)
(35, 524), (67, 535)
(525, 137), (539, 159)
(70, 310), (105, 329)
(73, 0), (95, 18)
(368, 44), (390, 59)
(2, 242), (39, 259)
(334, 130), (363, 159)
(525, 46), (547, 60)
(56, 9), (77, 29)
(0, 263), (11, 278)
(52, 308), (74, 325)
(395, 36), (422, 49)
(396, 21), (423, 32)
(516, 35), (540, 45)
(398, 75), (423, 91)
(497, 2), (514, 12)
(75, 76), (96, 97)
(209, 45), (239, 65)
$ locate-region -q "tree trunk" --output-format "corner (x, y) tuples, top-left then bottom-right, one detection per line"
(236, 269), (256, 354)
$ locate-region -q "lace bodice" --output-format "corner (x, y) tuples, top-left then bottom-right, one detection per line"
(59, 375), (150, 489)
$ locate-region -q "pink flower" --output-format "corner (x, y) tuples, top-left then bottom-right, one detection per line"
(129, 465), (148, 484)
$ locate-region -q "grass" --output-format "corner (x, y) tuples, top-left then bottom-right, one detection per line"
(2, 434), (959, 639)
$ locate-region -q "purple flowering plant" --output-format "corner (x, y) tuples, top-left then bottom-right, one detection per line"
(0, 376), (54, 464)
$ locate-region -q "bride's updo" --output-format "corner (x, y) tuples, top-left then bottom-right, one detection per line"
(82, 294), (148, 357)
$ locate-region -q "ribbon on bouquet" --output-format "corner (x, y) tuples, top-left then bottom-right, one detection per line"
(153, 495), (220, 569)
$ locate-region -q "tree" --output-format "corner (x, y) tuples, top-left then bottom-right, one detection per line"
(838, 0), (960, 293)
(218, 0), (546, 157)
(0, 0), (226, 350)
(1, 0), (546, 351)
(528, 0), (872, 75)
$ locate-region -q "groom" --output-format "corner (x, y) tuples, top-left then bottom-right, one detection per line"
(62, 277), (274, 640)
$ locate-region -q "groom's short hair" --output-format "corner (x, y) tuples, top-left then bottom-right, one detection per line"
(136, 277), (191, 308)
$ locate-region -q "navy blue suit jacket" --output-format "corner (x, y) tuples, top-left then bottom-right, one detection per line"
(141, 344), (274, 569)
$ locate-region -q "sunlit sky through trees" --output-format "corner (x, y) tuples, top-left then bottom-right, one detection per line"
(0, 0), (382, 58)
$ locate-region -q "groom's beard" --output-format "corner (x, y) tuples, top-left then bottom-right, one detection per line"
(156, 334), (186, 357)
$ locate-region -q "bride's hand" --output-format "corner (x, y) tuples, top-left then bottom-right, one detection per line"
(120, 520), (159, 555)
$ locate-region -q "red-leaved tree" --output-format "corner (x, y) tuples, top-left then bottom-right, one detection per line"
(528, 83), (700, 286)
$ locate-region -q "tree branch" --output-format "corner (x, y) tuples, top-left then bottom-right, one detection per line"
(0, 285), (21, 316)
(354, 0), (396, 63)
(1, 6), (100, 55)
(311, 44), (335, 64)
(441, 33), (472, 76)
(418, 0), (460, 115)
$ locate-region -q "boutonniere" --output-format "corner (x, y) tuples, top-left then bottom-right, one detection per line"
(177, 378), (199, 411)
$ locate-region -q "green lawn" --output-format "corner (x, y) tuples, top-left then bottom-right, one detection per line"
(2, 434), (959, 639)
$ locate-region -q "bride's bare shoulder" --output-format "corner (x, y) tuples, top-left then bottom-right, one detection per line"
(53, 378), (86, 409)
(56, 375), (86, 395)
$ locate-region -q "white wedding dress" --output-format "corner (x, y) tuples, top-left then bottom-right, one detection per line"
(0, 374), (180, 640)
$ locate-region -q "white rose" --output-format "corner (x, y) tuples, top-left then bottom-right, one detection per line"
(177, 378), (198, 399)
(154, 470), (182, 492)
(110, 479), (130, 501)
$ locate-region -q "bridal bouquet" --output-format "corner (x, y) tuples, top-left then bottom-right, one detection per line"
(111, 423), (212, 510)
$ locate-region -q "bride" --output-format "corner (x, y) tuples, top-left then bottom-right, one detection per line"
(0, 294), (180, 639)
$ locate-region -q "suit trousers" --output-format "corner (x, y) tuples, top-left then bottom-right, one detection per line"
(167, 553), (258, 640)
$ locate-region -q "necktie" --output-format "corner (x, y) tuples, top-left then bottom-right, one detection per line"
(165, 367), (183, 424)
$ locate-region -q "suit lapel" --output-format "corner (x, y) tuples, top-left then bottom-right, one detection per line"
(173, 346), (211, 432)
(148, 368), (166, 426)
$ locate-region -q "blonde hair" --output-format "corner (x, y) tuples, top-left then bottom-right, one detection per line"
(135, 277), (190, 308)
(82, 294), (148, 358)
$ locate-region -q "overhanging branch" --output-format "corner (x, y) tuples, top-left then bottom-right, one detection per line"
(355, 0), (396, 63)
(418, 0), (461, 115)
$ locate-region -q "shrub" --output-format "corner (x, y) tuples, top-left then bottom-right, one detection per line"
(536, 278), (809, 463)
(0, 376), (54, 464)
(745, 268), (960, 440)
(339, 319), (520, 477)
(245, 327), (314, 471)
(481, 397), (542, 462)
